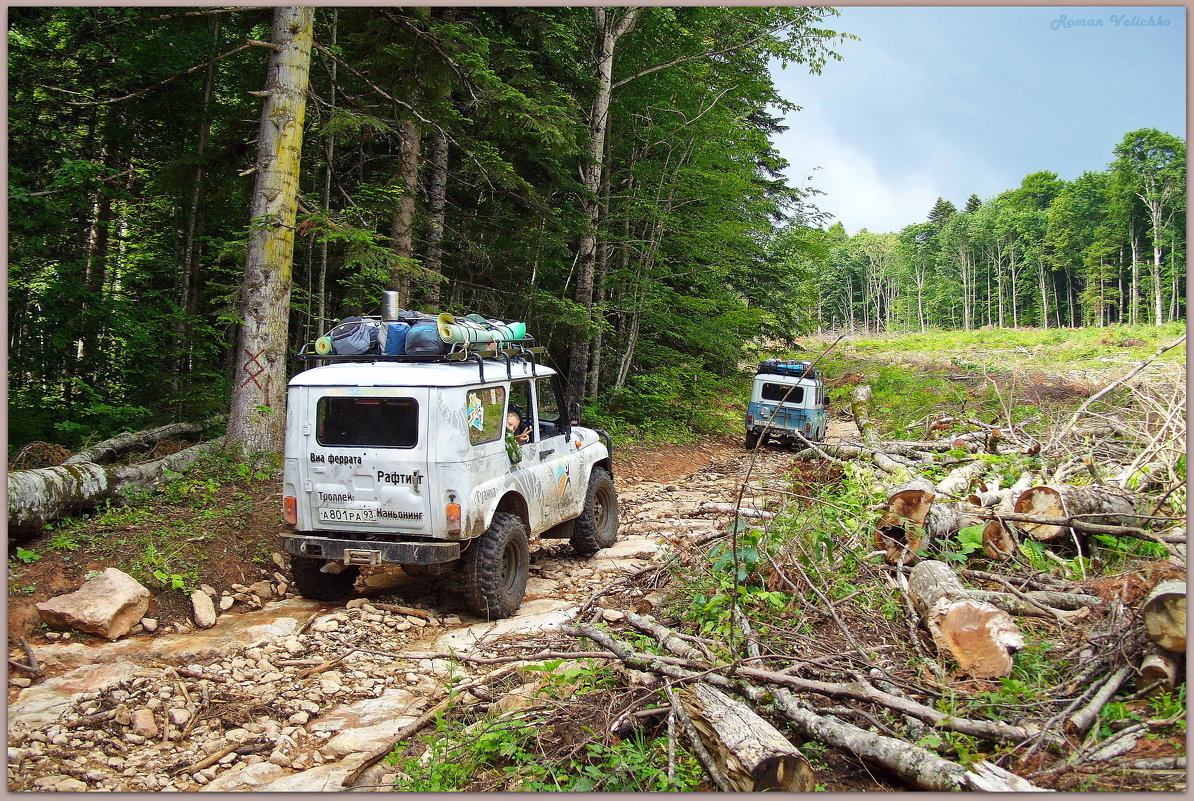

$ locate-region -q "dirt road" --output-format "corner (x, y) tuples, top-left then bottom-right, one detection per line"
(8, 428), (852, 792)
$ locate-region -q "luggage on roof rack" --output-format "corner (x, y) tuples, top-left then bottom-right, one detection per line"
(756, 359), (817, 379)
(296, 335), (546, 383)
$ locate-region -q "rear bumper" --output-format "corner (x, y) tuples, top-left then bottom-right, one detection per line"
(281, 533), (461, 565)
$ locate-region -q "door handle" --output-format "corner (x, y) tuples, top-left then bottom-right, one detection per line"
(539, 448), (555, 459)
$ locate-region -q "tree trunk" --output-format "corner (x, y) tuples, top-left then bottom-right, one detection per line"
(676, 682), (815, 792)
(908, 560), (1024, 678)
(1012, 484), (1139, 542)
(389, 115), (422, 306)
(8, 439), (224, 539)
(226, 6), (315, 454)
(317, 9), (337, 334)
(422, 125), (449, 307)
(566, 6), (638, 407)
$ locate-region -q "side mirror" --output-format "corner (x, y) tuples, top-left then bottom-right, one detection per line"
(569, 402), (581, 425)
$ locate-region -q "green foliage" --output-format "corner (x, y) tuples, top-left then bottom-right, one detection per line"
(42, 448), (274, 593)
(12, 547), (42, 564)
(387, 658), (703, 791)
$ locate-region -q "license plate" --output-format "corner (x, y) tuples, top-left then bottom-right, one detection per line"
(318, 506), (377, 524)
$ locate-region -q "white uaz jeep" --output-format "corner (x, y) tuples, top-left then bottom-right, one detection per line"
(281, 344), (617, 619)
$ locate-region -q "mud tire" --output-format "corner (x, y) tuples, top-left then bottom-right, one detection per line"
(461, 512), (529, 619)
(745, 431), (758, 449)
(570, 468), (619, 556)
(290, 556), (359, 601)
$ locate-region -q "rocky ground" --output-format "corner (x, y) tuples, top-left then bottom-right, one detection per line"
(7, 431), (834, 792)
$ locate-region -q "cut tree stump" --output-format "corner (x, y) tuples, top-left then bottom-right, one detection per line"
(1140, 579), (1186, 652)
(676, 682), (815, 792)
(908, 560), (1024, 678)
(1013, 484), (1139, 541)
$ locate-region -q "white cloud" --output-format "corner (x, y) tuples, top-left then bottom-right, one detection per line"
(776, 116), (943, 235)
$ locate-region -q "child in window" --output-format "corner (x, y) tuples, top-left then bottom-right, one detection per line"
(506, 410), (530, 443)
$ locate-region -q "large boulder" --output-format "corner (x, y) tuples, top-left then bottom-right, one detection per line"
(35, 568), (150, 640)
(190, 590), (217, 629)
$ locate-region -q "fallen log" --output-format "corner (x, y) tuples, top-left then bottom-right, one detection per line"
(874, 479), (936, 563)
(935, 460), (990, 498)
(574, 618), (1028, 791)
(63, 417), (224, 466)
(908, 560), (1024, 678)
(1140, 579), (1186, 652)
(849, 384), (913, 474)
(7, 437), (225, 538)
(875, 494), (979, 564)
(1013, 484), (1140, 542)
(675, 682), (815, 792)
(980, 517), (1019, 561)
(1138, 647), (1180, 695)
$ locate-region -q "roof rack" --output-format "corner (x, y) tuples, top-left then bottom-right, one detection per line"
(756, 358), (818, 380)
(296, 336), (547, 383)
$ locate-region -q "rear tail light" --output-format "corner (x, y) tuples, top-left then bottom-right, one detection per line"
(283, 496), (298, 526)
(746, 414), (754, 425)
(446, 503), (462, 534)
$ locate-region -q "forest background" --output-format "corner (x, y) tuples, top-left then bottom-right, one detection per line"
(6, 6), (1187, 455)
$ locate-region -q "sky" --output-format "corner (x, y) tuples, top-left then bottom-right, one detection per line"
(769, 5), (1187, 235)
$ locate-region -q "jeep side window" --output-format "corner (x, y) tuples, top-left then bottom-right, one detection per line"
(466, 387), (505, 445)
(317, 397), (418, 448)
(761, 383), (803, 404)
(508, 380), (535, 443)
(535, 376), (563, 438)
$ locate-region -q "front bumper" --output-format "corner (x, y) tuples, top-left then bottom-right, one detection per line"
(281, 533), (461, 566)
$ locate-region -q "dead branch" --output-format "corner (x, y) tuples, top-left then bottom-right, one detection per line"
(1046, 333), (1186, 453)
(1067, 666), (1134, 736)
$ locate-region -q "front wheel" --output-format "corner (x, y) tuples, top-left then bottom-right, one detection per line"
(290, 556), (360, 601)
(571, 468), (619, 556)
(461, 512), (529, 619)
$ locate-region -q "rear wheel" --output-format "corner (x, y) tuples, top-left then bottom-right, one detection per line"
(290, 556), (359, 601)
(461, 513), (529, 619)
(745, 431), (758, 449)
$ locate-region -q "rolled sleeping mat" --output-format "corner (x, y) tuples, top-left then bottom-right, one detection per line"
(315, 336), (334, 355)
(436, 313), (527, 345)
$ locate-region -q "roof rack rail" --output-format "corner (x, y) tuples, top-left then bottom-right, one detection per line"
(296, 336), (547, 383)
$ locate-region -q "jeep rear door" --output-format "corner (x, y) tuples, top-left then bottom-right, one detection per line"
(300, 388), (431, 533)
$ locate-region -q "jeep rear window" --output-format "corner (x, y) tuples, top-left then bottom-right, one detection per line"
(466, 387), (505, 445)
(761, 383), (804, 404)
(317, 397), (418, 448)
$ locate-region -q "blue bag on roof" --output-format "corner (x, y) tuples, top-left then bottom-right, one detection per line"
(404, 317), (447, 354)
